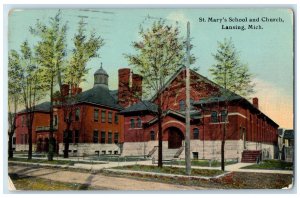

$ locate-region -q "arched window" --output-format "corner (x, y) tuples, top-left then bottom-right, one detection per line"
(193, 128), (199, 139)
(137, 117), (142, 128)
(150, 131), (155, 141)
(179, 100), (185, 111)
(211, 111), (218, 123)
(75, 108), (80, 121)
(130, 118), (135, 128)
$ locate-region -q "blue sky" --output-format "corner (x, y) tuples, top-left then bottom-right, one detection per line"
(8, 8), (294, 128)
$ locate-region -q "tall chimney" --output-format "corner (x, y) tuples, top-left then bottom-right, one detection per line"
(118, 68), (131, 107)
(61, 84), (69, 97)
(253, 97), (259, 109)
(132, 73), (143, 103)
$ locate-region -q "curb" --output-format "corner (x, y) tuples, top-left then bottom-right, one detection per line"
(104, 168), (233, 180)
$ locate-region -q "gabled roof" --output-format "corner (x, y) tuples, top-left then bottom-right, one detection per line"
(119, 101), (158, 114)
(19, 102), (51, 114)
(145, 109), (201, 127)
(149, 66), (224, 102)
(76, 86), (123, 110)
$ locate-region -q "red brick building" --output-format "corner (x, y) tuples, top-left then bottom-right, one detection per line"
(14, 66), (279, 161)
(120, 67), (279, 161)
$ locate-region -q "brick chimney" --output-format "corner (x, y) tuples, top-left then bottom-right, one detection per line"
(253, 97), (259, 109)
(71, 86), (82, 95)
(61, 84), (70, 97)
(118, 68), (143, 108)
(118, 68), (131, 107)
(132, 73), (143, 103)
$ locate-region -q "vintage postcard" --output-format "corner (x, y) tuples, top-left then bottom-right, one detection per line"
(6, 7), (294, 192)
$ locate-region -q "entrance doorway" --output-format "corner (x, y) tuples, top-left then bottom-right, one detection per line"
(167, 127), (184, 149)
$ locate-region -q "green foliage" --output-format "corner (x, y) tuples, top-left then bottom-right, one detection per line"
(30, 10), (67, 89)
(64, 19), (104, 87)
(125, 19), (195, 98)
(8, 50), (22, 102)
(210, 38), (254, 98)
(113, 165), (224, 177)
(241, 160), (293, 170)
(167, 159), (237, 167)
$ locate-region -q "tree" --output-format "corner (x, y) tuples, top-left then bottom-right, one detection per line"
(19, 41), (46, 160)
(125, 19), (194, 167)
(61, 19), (104, 158)
(8, 50), (22, 159)
(209, 38), (254, 171)
(31, 11), (67, 161)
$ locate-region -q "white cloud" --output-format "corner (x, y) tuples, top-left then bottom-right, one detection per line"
(166, 11), (189, 25)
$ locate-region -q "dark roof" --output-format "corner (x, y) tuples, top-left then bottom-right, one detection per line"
(109, 90), (118, 101)
(193, 95), (242, 105)
(19, 101), (51, 113)
(283, 130), (294, 139)
(145, 109), (201, 126)
(76, 86), (123, 110)
(120, 101), (158, 114)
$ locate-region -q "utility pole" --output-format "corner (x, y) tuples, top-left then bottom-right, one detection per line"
(185, 21), (191, 175)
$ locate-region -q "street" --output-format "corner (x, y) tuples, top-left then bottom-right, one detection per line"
(9, 164), (205, 190)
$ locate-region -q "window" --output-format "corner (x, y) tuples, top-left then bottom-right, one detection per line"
(101, 110), (106, 123)
(108, 132), (112, 144)
(94, 109), (99, 122)
(101, 131), (106, 143)
(114, 132), (119, 144)
(13, 137), (16, 145)
(53, 115), (58, 126)
(193, 128), (199, 139)
(190, 98), (195, 110)
(75, 108), (80, 121)
(69, 131), (73, 143)
(115, 113), (119, 124)
(108, 111), (112, 123)
(211, 111), (218, 123)
(221, 110), (227, 122)
(192, 152), (199, 159)
(93, 130), (98, 143)
(137, 117), (142, 128)
(75, 130), (79, 143)
(130, 118), (135, 128)
(24, 134), (28, 144)
(150, 131), (155, 141)
(179, 100), (185, 111)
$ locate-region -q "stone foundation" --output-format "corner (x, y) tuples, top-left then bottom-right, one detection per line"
(15, 144), (37, 152)
(58, 143), (121, 156)
(122, 140), (276, 162)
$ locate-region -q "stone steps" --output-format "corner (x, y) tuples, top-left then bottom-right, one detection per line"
(241, 150), (261, 163)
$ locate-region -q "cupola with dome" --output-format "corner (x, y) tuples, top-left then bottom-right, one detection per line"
(94, 63), (109, 88)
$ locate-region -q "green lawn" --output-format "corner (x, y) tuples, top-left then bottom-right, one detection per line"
(9, 158), (75, 165)
(241, 160), (293, 170)
(165, 159), (237, 167)
(9, 174), (95, 190)
(113, 165), (225, 177)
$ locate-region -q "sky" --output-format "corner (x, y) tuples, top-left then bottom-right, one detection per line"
(8, 8), (294, 129)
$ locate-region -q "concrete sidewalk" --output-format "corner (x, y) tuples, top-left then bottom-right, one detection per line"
(9, 160), (293, 175)
(10, 154), (293, 174)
